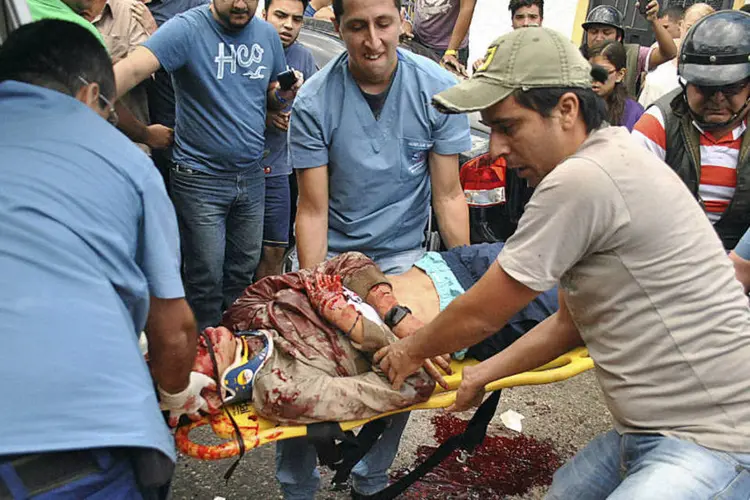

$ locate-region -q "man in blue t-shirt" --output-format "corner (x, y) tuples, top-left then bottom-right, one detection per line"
(255, 0), (317, 279)
(0, 20), (205, 497)
(114, 0), (304, 330)
(284, 0), (471, 497)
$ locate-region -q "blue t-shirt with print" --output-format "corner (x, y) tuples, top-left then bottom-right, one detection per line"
(263, 41), (316, 177)
(290, 49), (471, 260)
(0, 81), (183, 460)
(144, 8), (286, 173)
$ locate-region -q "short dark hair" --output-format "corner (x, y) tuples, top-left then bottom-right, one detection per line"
(659, 6), (685, 21)
(0, 20), (115, 101)
(333, 0), (401, 23)
(265, 0), (310, 14)
(508, 0), (544, 19)
(512, 87), (607, 133)
(740, 4), (750, 13)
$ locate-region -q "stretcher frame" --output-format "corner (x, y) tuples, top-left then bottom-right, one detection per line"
(175, 347), (593, 460)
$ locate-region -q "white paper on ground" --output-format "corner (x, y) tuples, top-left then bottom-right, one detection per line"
(500, 409), (525, 432)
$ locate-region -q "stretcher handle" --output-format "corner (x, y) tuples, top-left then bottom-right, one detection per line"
(176, 347), (593, 460)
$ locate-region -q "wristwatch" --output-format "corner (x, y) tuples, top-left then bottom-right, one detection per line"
(384, 305), (412, 329)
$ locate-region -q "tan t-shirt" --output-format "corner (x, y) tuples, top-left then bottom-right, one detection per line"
(92, 0), (151, 153)
(498, 126), (750, 452)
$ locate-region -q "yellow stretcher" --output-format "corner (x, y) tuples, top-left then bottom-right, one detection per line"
(175, 347), (593, 460)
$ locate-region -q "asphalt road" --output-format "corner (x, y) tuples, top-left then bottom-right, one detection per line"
(170, 370), (611, 500)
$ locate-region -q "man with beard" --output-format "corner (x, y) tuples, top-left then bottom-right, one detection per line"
(255, 0), (317, 280)
(633, 10), (750, 249)
(286, 0), (471, 496)
(113, 0), (303, 330)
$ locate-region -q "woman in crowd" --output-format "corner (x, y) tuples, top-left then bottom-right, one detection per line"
(589, 40), (644, 131)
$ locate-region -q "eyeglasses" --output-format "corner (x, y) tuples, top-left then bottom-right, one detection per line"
(693, 79), (749, 99)
(77, 76), (119, 125)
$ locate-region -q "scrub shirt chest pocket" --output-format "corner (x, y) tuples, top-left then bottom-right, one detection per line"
(401, 137), (434, 181)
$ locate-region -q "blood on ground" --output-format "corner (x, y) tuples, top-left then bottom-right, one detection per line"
(390, 412), (562, 499)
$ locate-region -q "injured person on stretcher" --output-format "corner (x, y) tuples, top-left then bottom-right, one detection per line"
(189, 243), (558, 426)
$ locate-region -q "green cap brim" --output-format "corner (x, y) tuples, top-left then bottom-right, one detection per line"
(432, 77), (515, 114)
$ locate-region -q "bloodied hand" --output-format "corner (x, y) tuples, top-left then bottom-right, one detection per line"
(303, 274), (360, 332)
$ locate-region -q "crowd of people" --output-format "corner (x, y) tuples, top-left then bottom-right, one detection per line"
(2, 0), (750, 498)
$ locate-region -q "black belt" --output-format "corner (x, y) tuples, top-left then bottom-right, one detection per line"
(0, 450), (102, 500)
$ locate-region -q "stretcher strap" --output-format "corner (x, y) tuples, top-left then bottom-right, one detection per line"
(200, 330), (245, 482)
(307, 419), (388, 488)
(363, 390), (502, 500)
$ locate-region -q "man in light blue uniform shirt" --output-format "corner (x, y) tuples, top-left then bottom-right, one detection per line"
(0, 20), (203, 498)
(285, 0), (471, 496)
(114, 0), (303, 330)
(255, 0), (317, 279)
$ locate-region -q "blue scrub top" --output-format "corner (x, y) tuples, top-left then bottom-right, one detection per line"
(144, 9), (286, 173)
(0, 82), (184, 460)
(290, 49), (471, 260)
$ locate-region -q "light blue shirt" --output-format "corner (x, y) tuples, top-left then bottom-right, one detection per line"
(736, 227), (750, 260)
(144, 8), (286, 173)
(263, 41), (316, 177)
(290, 49), (471, 260)
(0, 82), (184, 460)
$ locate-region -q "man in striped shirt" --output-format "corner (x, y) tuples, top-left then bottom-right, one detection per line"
(632, 10), (750, 249)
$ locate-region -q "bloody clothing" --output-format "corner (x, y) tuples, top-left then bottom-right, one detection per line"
(221, 252), (435, 425)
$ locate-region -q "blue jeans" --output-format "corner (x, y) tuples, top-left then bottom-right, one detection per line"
(170, 165), (265, 330)
(276, 247), (423, 499)
(547, 429), (750, 499)
(0, 449), (155, 499)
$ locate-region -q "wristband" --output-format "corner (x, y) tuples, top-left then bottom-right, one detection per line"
(443, 49), (458, 57)
(384, 305), (412, 329)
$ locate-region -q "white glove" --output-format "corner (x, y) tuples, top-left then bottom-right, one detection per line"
(158, 371), (216, 427)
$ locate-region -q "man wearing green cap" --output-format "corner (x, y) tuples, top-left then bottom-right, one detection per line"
(375, 27), (750, 498)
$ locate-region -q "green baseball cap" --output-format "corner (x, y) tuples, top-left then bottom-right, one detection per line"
(433, 27), (593, 114)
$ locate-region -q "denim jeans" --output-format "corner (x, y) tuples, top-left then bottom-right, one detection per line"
(170, 165), (265, 330)
(275, 246), (424, 499)
(546, 429), (750, 500)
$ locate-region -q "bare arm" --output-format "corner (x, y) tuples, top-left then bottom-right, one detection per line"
(116, 101), (173, 148)
(730, 251), (750, 295)
(464, 289), (582, 388)
(640, 0), (677, 69)
(145, 296), (197, 394)
(445, 0), (476, 53)
(429, 151), (470, 249)
(114, 45), (161, 99)
(447, 289), (583, 411)
(376, 261), (541, 389)
(439, 0), (476, 76)
(295, 166), (329, 269)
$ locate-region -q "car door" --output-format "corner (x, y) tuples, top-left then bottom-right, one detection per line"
(1, 0), (31, 44)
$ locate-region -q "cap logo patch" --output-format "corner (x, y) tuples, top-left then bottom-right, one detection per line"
(476, 46), (498, 73)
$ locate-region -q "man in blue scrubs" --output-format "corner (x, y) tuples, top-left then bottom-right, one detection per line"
(255, 0), (317, 279)
(286, 0), (471, 496)
(0, 20), (202, 497)
(113, 0), (302, 330)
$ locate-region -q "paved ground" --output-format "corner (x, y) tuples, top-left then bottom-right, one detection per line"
(170, 369), (611, 500)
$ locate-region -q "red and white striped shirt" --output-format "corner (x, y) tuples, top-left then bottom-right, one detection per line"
(632, 107), (746, 223)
